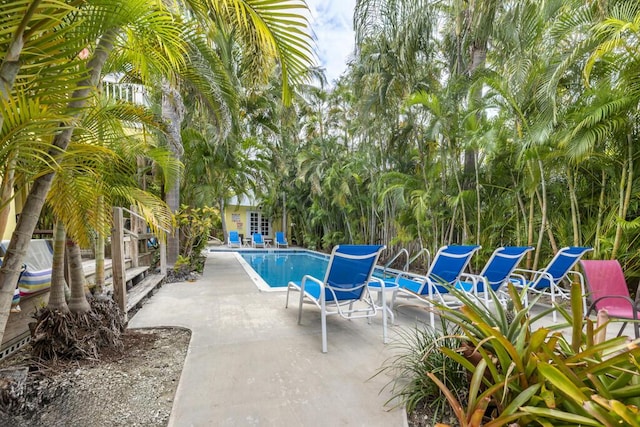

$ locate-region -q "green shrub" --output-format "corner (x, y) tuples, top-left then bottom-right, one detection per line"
(176, 205), (219, 270)
(428, 283), (640, 426)
(376, 318), (469, 422)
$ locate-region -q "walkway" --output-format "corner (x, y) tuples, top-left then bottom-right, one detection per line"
(128, 252), (411, 426)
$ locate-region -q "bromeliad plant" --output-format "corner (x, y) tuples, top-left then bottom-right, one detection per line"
(429, 283), (640, 426)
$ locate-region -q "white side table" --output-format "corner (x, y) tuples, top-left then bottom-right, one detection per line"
(368, 279), (398, 324)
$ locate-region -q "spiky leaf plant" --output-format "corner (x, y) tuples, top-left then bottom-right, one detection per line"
(375, 318), (469, 423)
(428, 281), (640, 426)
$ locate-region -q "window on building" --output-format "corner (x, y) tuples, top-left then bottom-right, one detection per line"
(249, 211), (271, 236)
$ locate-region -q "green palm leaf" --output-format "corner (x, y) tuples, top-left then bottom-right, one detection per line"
(208, 0), (315, 104)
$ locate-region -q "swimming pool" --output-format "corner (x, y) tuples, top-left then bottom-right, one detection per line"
(234, 249), (391, 292)
(236, 250), (330, 292)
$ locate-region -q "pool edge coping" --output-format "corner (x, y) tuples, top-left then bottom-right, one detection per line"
(231, 248), (330, 292)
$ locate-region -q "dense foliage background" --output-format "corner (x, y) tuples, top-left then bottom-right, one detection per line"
(185, 0), (640, 280)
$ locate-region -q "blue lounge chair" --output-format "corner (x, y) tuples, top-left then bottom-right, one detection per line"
(227, 231), (241, 248)
(511, 246), (592, 322)
(275, 231), (289, 248)
(285, 244), (386, 353)
(392, 245), (481, 326)
(252, 233), (265, 248)
(456, 246), (534, 306)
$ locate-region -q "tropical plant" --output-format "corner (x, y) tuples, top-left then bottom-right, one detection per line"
(376, 318), (469, 424)
(0, 0), (315, 345)
(175, 205), (220, 270)
(156, 0), (315, 264)
(0, 0), (190, 345)
(419, 282), (640, 426)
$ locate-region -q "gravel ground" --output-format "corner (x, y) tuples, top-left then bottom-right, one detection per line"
(0, 328), (190, 427)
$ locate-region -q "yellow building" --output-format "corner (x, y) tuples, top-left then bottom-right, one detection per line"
(224, 194), (287, 245)
(2, 184), (22, 241)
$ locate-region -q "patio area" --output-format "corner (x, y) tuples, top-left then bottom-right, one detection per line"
(128, 250), (635, 427)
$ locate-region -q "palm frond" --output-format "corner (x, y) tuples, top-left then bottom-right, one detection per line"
(210, 0), (315, 104)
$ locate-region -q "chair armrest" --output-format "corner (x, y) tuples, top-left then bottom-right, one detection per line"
(513, 268), (550, 280)
(459, 272), (480, 283)
(301, 274), (323, 288)
(589, 295), (638, 318)
(367, 277), (386, 290)
(394, 271), (426, 284)
(512, 268), (555, 286)
(564, 270), (585, 286)
(508, 272), (527, 284)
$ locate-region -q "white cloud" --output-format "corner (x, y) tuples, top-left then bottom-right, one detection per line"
(306, 0), (356, 84)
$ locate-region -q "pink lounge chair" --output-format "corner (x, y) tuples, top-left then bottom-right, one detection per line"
(581, 260), (640, 339)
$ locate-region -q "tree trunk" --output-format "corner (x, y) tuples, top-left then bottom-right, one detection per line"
(567, 168), (580, 246)
(161, 79), (184, 267)
(527, 193), (535, 270)
(95, 195), (106, 295)
(594, 171), (606, 257)
(612, 134), (633, 259)
(0, 0), (77, 242)
(513, 176), (528, 248)
(218, 197), (227, 242)
(0, 30), (115, 344)
(474, 150), (481, 246)
(535, 158), (556, 266)
(453, 167), (468, 242)
(66, 238), (90, 313)
(344, 211), (353, 244)
(463, 43), (487, 187)
(47, 221), (69, 312)
(0, 0), (43, 130)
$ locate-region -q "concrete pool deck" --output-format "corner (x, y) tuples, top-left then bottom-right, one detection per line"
(128, 250), (637, 426)
(128, 251), (417, 426)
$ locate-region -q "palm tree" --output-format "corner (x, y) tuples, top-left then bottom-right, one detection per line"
(0, 0), (192, 343)
(46, 99), (178, 313)
(0, 0), (315, 343)
(47, 221), (69, 312)
(158, 0), (316, 265)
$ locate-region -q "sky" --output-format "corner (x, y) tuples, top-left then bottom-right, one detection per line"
(305, 0), (357, 85)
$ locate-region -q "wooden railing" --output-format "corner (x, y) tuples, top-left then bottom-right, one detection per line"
(111, 207), (167, 314)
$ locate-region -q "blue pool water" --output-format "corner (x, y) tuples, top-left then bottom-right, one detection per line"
(240, 251), (329, 288)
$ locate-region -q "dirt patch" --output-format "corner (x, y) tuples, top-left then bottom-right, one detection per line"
(0, 328), (190, 426)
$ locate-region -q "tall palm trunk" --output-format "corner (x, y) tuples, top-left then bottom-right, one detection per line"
(0, 0), (43, 129)
(161, 79), (184, 266)
(453, 166), (468, 242)
(0, 2), (44, 237)
(343, 211), (353, 243)
(95, 195), (106, 295)
(474, 151), (481, 246)
(567, 168), (581, 246)
(527, 193), (535, 269)
(218, 197), (227, 242)
(0, 30), (115, 344)
(67, 238), (90, 313)
(47, 221), (69, 312)
(594, 171), (607, 257)
(612, 134), (634, 259)
(535, 159), (557, 262)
